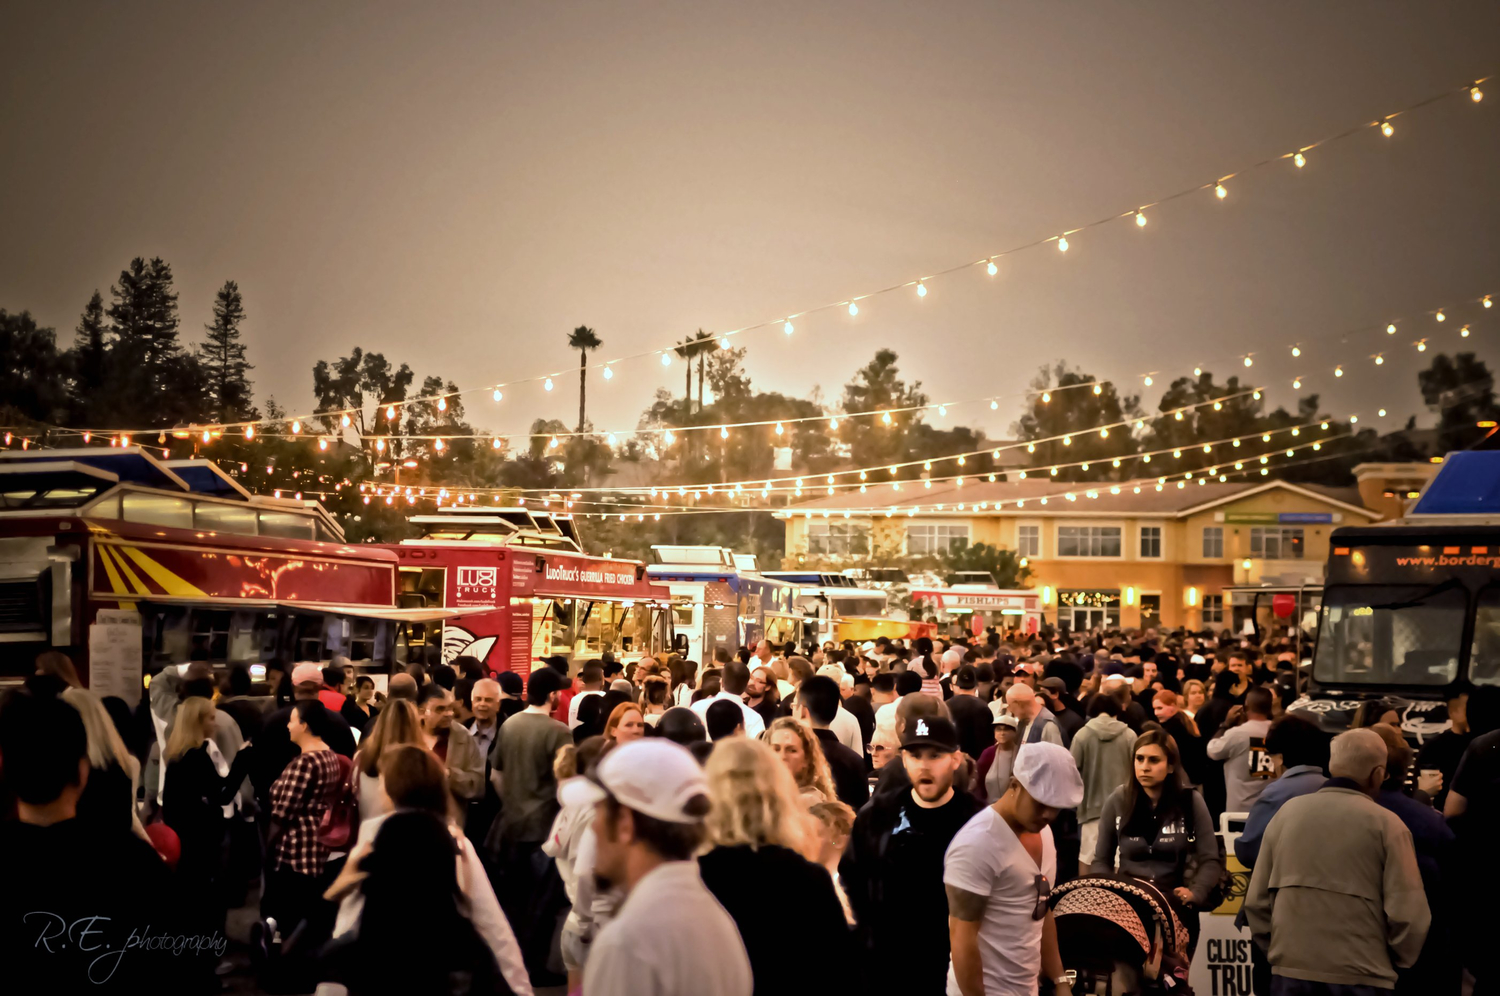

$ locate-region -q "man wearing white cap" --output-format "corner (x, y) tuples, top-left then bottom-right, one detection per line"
(569, 740), (751, 996)
(945, 741), (1084, 996)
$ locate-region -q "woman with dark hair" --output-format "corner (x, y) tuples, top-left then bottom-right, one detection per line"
(325, 811), (513, 995)
(1088, 728), (1220, 956)
(35, 650), (82, 687)
(328, 744), (529, 995)
(259, 699), (345, 951)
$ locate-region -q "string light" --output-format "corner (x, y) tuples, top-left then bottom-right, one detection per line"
(1436, 310), (1446, 323)
(1486, 296), (1494, 309)
(1092, 383), (1102, 395)
(987, 261), (998, 276)
(1334, 366), (1344, 377)
(290, 420), (301, 434)
(1041, 392), (1052, 403)
(386, 405), (397, 419)
(1144, 375), (1153, 387)
(437, 397), (447, 411)
(661, 353), (671, 366)
(848, 302), (859, 317)
(492, 437), (503, 449)
(1135, 211), (1147, 227)
(916, 282), (927, 298)
(1057, 236), (1069, 252)
(1473, 86), (1485, 102)
(1193, 367), (1202, 376)
(829, 417), (839, 430)
(244, 426), (254, 440)
(1381, 120), (1395, 138)
(1462, 325), (1471, 338)
(783, 321), (794, 335)
(543, 378), (554, 391)
(1293, 152), (1306, 168)
(774, 422), (784, 435)
(318, 438), (329, 451)
(1243, 356), (1253, 368)
(1214, 182), (1227, 199)
(1417, 340), (1428, 352)
(719, 337), (731, 350)
(1387, 324), (1397, 335)
(1291, 345), (1301, 357)
(434, 438), (445, 452)
(1375, 354), (1384, 365)
(720, 426), (729, 439)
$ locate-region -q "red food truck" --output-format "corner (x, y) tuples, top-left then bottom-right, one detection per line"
(383, 507), (675, 676)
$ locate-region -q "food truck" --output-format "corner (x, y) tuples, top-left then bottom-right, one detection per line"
(0, 448), (437, 694)
(760, 570), (891, 646)
(382, 507), (673, 676)
(908, 586), (1045, 637)
(646, 545), (802, 662)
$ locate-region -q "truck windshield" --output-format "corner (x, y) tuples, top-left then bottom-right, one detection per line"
(1313, 584), (1465, 686)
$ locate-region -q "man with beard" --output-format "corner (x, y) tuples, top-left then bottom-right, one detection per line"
(945, 743), (1084, 996)
(843, 716), (979, 995)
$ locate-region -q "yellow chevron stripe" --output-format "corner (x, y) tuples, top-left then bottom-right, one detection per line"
(119, 545), (207, 598)
(97, 543), (128, 595)
(106, 546), (152, 596)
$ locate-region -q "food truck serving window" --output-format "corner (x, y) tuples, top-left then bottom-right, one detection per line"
(527, 596), (657, 658)
(1472, 586), (1500, 687)
(1313, 585), (1464, 686)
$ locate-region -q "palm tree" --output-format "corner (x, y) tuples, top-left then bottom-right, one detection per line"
(567, 325), (602, 433)
(691, 329), (714, 415)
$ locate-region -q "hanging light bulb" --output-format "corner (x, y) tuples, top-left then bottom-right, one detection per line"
(1243, 356), (1253, 368)
(1062, 435), (1071, 446)
(1473, 85), (1485, 102)
(783, 320), (794, 335)
(987, 260), (998, 276)
(1092, 383), (1102, 395)
(1041, 392), (1052, 403)
(990, 400), (999, 410)
(606, 433), (617, 445)
(938, 405), (947, 416)
(434, 438), (445, 452)
(1057, 236), (1069, 252)
(1253, 390), (1262, 400)
(386, 404), (397, 419)
(1322, 420), (1331, 430)
(1174, 410), (1184, 421)
(882, 411), (893, 425)
(244, 425), (255, 440)
(376, 438), (385, 452)
(1334, 366), (1344, 377)
(1417, 340), (1428, 352)
(492, 437), (502, 449)
(916, 282), (927, 298)
(544, 378), (554, 391)
(848, 302), (859, 317)
(719, 336), (731, 350)
(774, 422), (784, 435)
(829, 417), (839, 430)
(720, 426), (729, 439)
(1379, 408), (1387, 417)
(1135, 211), (1147, 227)
(1291, 345), (1301, 357)
(318, 437), (329, 451)
(290, 420), (301, 434)
(1462, 325), (1472, 338)
(1214, 401), (1223, 411)
(661, 352), (671, 366)
(1193, 366), (1202, 376)
(437, 397), (447, 411)
(1485, 296), (1493, 309)
(1144, 375), (1153, 387)
(1100, 427), (1109, 438)
(1293, 152), (1306, 168)
(1436, 310), (1447, 323)
(1214, 182), (1227, 199)
(663, 429), (675, 444)
(202, 430), (212, 443)
(1375, 354), (1385, 365)
(493, 387), (504, 400)
(1381, 120), (1395, 137)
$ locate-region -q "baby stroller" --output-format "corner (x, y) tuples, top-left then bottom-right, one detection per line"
(1048, 875), (1193, 996)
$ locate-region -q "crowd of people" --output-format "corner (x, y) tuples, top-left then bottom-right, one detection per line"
(1, 628), (1496, 996)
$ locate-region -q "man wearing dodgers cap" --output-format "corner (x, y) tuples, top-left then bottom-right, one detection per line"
(944, 741), (1084, 996)
(566, 740), (751, 996)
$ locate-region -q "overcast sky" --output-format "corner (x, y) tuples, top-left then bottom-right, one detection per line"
(4, 1), (1499, 441)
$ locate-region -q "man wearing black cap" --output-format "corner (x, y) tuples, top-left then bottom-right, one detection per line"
(946, 665), (993, 760)
(842, 715), (979, 996)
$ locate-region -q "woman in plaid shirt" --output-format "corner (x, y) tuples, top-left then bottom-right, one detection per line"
(263, 700), (346, 941)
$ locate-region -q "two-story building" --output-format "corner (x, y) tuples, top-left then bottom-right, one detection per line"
(779, 477), (1383, 630)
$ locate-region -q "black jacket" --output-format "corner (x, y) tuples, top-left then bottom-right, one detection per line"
(250, 702), (355, 801)
(841, 786), (980, 994)
(843, 693), (876, 752)
(699, 844), (849, 996)
(813, 727), (869, 810)
(945, 693), (992, 759)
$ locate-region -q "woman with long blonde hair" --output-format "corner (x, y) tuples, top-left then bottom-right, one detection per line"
(61, 686), (146, 839)
(353, 699), (425, 822)
(767, 716), (836, 805)
(698, 737), (850, 995)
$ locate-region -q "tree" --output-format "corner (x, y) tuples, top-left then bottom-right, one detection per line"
(67, 291), (108, 424)
(1014, 362), (1143, 481)
(312, 348), (415, 442)
(940, 543), (1033, 588)
(199, 280), (255, 423)
(706, 344), (751, 404)
(0, 310), (67, 425)
(1418, 352), (1500, 453)
(841, 350), (929, 474)
(567, 324), (602, 433)
(1139, 370), (1287, 476)
(106, 256), (180, 373)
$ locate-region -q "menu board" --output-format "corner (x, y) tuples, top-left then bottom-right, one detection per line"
(89, 609), (143, 707)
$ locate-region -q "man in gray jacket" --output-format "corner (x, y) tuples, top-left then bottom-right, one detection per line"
(1069, 694), (1137, 876)
(1242, 728), (1430, 994)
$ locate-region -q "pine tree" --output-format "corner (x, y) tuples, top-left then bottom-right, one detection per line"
(199, 280), (254, 422)
(106, 256), (180, 377)
(68, 290), (108, 422)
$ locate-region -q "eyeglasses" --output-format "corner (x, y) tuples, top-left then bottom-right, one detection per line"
(1032, 873), (1051, 921)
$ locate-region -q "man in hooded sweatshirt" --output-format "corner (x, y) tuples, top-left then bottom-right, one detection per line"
(1069, 693), (1137, 876)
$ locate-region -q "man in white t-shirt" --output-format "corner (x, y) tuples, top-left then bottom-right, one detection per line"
(945, 741), (1084, 996)
(567, 740), (751, 996)
(689, 661), (765, 738)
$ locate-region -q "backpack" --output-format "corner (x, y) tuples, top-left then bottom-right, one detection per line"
(316, 753), (359, 849)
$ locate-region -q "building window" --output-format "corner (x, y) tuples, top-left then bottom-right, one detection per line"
(906, 523), (970, 556)
(1139, 525), (1162, 559)
(1202, 593), (1224, 624)
(1017, 524), (1040, 558)
(1202, 526), (1224, 558)
(808, 520), (870, 557)
(1249, 526), (1305, 559)
(1057, 525), (1122, 558)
